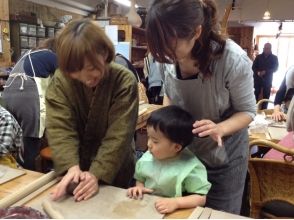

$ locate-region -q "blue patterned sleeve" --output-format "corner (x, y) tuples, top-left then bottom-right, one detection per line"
(0, 111), (22, 157)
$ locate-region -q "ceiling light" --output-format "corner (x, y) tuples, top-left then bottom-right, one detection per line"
(114, 0), (138, 8)
(263, 10), (271, 20)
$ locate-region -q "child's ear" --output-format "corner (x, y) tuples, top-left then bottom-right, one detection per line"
(175, 144), (183, 153)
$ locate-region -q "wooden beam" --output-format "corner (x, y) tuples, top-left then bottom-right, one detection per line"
(0, 0), (11, 67)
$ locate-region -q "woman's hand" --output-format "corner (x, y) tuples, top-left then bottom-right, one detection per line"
(192, 119), (224, 146)
(155, 198), (178, 214)
(127, 186), (153, 199)
(271, 107), (286, 121)
(51, 165), (82, 201)
(73, 171), (98, 202)
(271, 111), (286, 121)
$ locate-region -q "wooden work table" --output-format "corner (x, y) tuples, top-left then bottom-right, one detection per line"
(249, 124), (288, 143)
(1, 170), (247, 219)
(0, 170), (193, 218)
(0, 169), (42, 200)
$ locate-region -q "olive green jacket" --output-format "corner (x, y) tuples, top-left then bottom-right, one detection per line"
(45, 63), (138, 186)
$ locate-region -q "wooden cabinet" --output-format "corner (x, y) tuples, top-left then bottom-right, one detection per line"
(227, 26), (254, 60)
(10, 21), (59, 62)
(118, 25), (147, 78)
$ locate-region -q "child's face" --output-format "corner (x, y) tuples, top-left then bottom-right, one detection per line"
(147, 126), (182, 160)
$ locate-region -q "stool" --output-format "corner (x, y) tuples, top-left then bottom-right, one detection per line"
(35, 146), (52, 173)
(40, 147), (52, 160)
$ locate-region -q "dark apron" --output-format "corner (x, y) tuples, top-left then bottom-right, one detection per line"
(163, 65), (249, 214)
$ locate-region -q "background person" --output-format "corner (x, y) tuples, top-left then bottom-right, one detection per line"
(145, 0), (256, 214)
(252, 43), (279, 109)
(0, 105), (23, 168)
(2, 38), (57, 171)
(143, 52), (163, 104)
(271, 65), (294, 121)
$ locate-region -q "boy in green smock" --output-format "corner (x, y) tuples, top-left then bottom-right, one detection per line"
(127, 105), (211, 214)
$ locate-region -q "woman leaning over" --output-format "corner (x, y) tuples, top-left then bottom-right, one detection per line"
(46, 18), (138, 202)
(145, 0), (256, 214)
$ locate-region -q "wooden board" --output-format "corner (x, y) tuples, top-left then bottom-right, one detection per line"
(188, 206), (204, 219)
(268, 126), (288, 142)
(209, 209), (247, 219)
(29, 185), (163, 219)
(188, 207), (248, 219)
(0, 165), (26, 185)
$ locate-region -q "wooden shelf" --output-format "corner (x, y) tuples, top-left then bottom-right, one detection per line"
(117, 25), (146, 76)
(133, 63), (144, 69)
(132, 46), (147, 50)
(132, 26), (146, 36)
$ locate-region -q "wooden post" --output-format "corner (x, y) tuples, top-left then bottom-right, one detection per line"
(0, 0), (11, 67)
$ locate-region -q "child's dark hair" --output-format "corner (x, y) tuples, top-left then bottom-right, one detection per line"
(147, 105), (194, 148)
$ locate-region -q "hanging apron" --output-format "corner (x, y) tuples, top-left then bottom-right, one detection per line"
(3, 49), (51, 138)
(163, 64), (248, 168)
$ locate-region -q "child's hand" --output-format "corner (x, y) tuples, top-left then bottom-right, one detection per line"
(155, 198), (178, 214)
(127, 186), (153, 199)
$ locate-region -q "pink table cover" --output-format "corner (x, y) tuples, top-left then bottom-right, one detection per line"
(264, 131), (294, 160)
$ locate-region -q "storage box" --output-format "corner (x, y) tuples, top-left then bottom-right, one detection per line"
(19, 23), (28, 35)
(20, 36), (28, 48)
(28, 37), (37, 48)
(46, 27), (55, 38)
(37, 26), (46, 37)
(28, 25), (36, 36)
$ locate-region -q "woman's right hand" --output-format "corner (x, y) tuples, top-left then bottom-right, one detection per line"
(271, 109), (286, 121)
(192, 119), (224, 146)
(50, 165), (82, 201)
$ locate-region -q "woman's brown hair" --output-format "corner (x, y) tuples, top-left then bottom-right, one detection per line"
(56, 18), (115, 74)
(146, 0), (226, 77)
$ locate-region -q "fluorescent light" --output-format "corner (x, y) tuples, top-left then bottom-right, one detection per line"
(114, 0), (138, 8)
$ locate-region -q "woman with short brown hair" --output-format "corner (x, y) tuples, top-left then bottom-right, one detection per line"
(46, 18), (138, 201)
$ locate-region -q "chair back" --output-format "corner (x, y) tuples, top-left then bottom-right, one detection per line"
(249, 139), (294, 218)
(256, 99), (274, 115)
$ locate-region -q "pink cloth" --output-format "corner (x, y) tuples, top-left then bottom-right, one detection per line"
(264, 131), (294, 160)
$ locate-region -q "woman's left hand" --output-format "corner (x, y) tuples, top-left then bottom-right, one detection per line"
(192, 119), (224, 146)
(73, 171), (98, 202)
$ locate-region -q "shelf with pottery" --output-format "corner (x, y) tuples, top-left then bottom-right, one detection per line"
(117, 0), (147, 74)
(117, 24), (147, 70)
(117, 25), (146, 45)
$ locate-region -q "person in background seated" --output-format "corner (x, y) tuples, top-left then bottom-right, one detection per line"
(127, 105), (211, 214)
(0, 105), (23, 168)
(263, 96), (294, 161)
(263, 68), (294, 160)
(115, 53), (139, 82)
(271, 66), (294, 121)
(2, 38), (57, 171)
(46, 18), (138, 202)
(252, 43), (279, 110)
(143, 52), (163, 104)
(287, 97), (294, 133)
